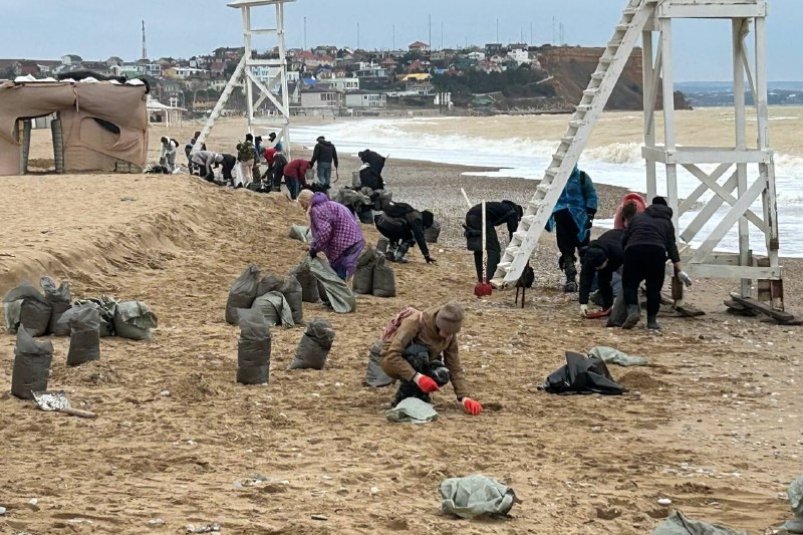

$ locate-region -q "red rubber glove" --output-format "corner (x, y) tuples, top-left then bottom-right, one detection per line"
(461, 397), (483, 416)
(413, 373), (439, 394)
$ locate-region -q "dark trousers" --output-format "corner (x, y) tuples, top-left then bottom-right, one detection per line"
(554, 209), (588, 279)
(622, 244), (666, 317)
(465, 214), (501, 283)
(377, 225), (412, 247)
(199, 165), (213, 182)
(271, 165), (285, 191)
(286, 177), (301, 199)
(221, 155), (237, 181)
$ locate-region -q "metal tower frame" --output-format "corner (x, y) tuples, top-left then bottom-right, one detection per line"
(491, 0), (782, 309)
(193, 0), (294, 156)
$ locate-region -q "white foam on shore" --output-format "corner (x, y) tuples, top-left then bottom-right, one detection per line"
(291, 117), (803, 257)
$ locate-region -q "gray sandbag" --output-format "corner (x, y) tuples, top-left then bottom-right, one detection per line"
(588, 346), (648, 367)
(113, 301), (157, 340)
(309, 258), (356, 313)
(336, 188), (371, 209)
(607, 293), (628, 328)
(280, 275), (303, 324)
(364, 340), (394, 387)
(2, 283), (52, 337)
(237, 308), (271, 385)
(63, 305), (101, 366)
(291, 259), (321, 303)
(385, 397), (437, 423)
(251, 292), (295, 327)
(73, 297), (117, 337)
(40, 276), (72, 336)
(256, 273), (283, 297)
(780, 475), (803, 533)
(353, 247), (378, 295)
(376, 237), (389, 254)
(651, 511), (746, 535)
(3, 300), (22, 333)
(371, 255), (396, 298)
(11, 327), (54, 399)
(424, 220), (441, 243)
(288, 225), (311, 243)
(439, 475), (519, 519)
(288, 318), (335, 370)
(226, 265), (261, 324)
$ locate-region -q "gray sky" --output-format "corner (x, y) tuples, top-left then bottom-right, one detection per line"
(2, 0), (800, 81)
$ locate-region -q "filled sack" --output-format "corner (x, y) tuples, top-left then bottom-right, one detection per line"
(63, 305), (101, 366)
(364, 340), (394, 387)
(226, 265), (261, 324)
(353, 247), (378, 295)
(237, 308), (271, 385)
(280, 275), (303, 324)
(256, 273), (283, 297)
(40, 276), (72, 336)
(288, 319), (335, 370)
(251, 292), (294, 327)
(73, 297), (117, 337)
(2, 283), (52, 337)
(371, 255), (396, 298)
(11, 327), (54, 399)
(424, 220), (441, 243)
(113, 301), (157, 340)
(290, 259), (321, 303)
(439, 475), (518, 519)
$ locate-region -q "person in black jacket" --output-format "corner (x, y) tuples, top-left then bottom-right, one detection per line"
(358, 149), (386, 175)
(358, 163), (384, 191)
(621, 197), (689, 330)
(309, 135), (339, 188)
(376, 202), (436, 263)
(464, 200), (523, 284)
(578, 229), (625, 317)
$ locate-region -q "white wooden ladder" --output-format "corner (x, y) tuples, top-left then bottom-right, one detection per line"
(191, 56), (247, 154)
(491, 0), (659, 287)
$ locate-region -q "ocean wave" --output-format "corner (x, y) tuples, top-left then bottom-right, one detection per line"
(585, 142), (643, 164)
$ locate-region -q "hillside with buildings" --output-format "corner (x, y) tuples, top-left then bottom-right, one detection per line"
(0, 40), (690, 119)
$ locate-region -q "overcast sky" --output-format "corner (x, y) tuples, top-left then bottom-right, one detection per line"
(2, 0), (800, 81)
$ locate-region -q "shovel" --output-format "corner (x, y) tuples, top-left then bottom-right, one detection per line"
(474, 200), (493, 298)
(32, 390), (97, 419)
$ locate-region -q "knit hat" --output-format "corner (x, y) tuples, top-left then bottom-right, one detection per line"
(435, 302), (464, 335)
(583, 246), (607, 269)
(652, 196), (668, 206)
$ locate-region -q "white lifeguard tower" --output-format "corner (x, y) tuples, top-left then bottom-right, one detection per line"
(194, 0), (294, 155)
(492, 0), (786, 315)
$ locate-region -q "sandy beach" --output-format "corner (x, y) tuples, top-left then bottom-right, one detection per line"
(0, 119), (802, 534)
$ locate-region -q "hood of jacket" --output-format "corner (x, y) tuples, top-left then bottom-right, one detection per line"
(311, 192), (329, 207)
(318, 140), (334, 148)
(646, 204), (673, 220)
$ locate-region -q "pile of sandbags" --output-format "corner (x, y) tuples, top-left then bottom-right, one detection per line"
(351, 247), (396, 298)
(228, 266), (304, 327)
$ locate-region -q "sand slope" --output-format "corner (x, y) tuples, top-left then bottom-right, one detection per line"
(0, 167), (801, 534)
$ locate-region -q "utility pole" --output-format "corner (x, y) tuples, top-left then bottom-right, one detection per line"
(496, 18), (500, 43)
(392, 24), (396, 50)
(552, 17), (557, 44)
(357, 22), (360, 50)
(530, 22), (534, 44)
(441, 22), (444, 50)
(559, 22), (565, 45)
(141, 20), (147, 60)
(428, 14), (432, 49)
(303, 16), (307, 50)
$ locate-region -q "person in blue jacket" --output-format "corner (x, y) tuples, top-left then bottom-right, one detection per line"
(546, 166), (599, 293)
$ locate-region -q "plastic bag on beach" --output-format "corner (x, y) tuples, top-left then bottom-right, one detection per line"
(251, 292), (294, 327)
(651, 511), (745, 535)
(2, 283), (52, 337)
(364, 340), (394, 388)
(11, 327), (54, 399)
(309, 258), (356, 313)
(40, 276), (72, 336)
(280, 275), (303, 324)
(113, 301), (157, 340)
(439, 475), (518, 519)
(288, 319), (335, 370)
(237, 308), (271, 385)
(62, 305), (101, 366)
(226, 265), (261, 324)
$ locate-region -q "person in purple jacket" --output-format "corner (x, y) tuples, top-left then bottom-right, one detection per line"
(298, 189), (365, 280)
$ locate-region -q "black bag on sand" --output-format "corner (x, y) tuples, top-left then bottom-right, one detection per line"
(256, 274), (283, 297)
(280, 275), (304, 324)
(40, 276), (72, 336)
(364, 340), (394, 388)
(353, 247), (377, 295)
(72, 297), (116, 337)
(541, 351), (625, 395)
(291, 260), (321, 303)
(289, 319), (335, 370)
(3, 283), (53, 337)
(226, 265), (261, 324)
(372, 255), (397, 298)
(63, 305), (101, 366)
(424, 220), (441, 243)
(11, 327), (54, 399)
(237, 308), (271, 385)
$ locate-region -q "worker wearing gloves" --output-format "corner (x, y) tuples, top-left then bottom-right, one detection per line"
(578, 228), (625, 317)
(380, 302), (482, 416)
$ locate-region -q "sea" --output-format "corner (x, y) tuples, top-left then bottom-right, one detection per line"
(291, 106), (803, 257)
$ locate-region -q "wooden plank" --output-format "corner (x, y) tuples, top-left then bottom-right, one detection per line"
(680, 170), (737, 243)
(684, 263), (780, 279)
(730, 293), (795, 322)
(678, 162), (730, 214)
(684, 163), (767, 233)
(659, 3), (766, 19)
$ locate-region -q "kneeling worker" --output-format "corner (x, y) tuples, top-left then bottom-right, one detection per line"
(375, 201), (436, 263)
(464, 200), (523, 284)
(381, 302), (482, 415)
(578, 228), (624, 317)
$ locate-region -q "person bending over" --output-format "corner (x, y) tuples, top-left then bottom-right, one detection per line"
(464, 200), (523, 284)
(283, 158), (311, 200)
(380, 302), (482, 416)
(578, 228), (624, 317)
(375, 201), (436, 263)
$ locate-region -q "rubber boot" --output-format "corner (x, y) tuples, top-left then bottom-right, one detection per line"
(563, 256), (578, 293)
(386, 242), (398, 262)
(622, 304), (641, 329)
(394, 241), (411, 263)
(646, 315), (662, 330)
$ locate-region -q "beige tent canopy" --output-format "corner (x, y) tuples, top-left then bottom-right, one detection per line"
(0, 79), (148, 176)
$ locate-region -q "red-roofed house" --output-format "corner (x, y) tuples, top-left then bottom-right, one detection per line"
(408, 41), (430, 52)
